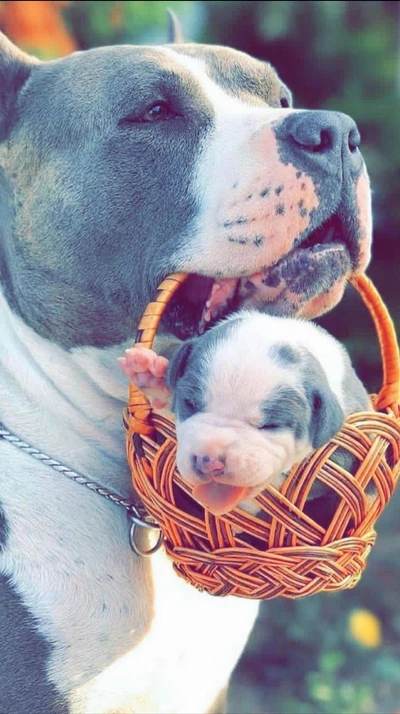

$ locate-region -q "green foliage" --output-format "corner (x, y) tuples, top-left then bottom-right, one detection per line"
(64, 1), (190, 47)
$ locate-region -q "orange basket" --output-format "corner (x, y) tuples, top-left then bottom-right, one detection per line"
(124, 273), (400, 600)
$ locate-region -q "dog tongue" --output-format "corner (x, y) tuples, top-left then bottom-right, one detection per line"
(192, 482), (249, 515)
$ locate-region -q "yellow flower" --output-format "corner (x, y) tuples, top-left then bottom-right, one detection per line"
(348, 609), (382, 648)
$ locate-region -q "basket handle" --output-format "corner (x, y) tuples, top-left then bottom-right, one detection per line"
(127, 272), (400, 419)
(349, 274), (400, 414)
(127, 274), (188, 431)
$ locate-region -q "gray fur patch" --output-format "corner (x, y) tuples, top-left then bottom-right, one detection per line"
(261, 386), (308, 440)
(168, 316), (243, 421)
(267, 345), (353, 449)
(301, 350), (345, 449)
(270, 343), (301, 366)
(1, 45), (213, 348)
(0, 502), (8, 550)
(0, 575), (68, 714)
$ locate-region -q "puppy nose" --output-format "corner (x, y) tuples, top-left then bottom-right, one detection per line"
(277, 110), (362, 173)
(191, 454), (226, 478)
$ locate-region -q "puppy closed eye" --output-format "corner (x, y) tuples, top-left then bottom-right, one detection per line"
(184, 397), (197, 412)
(259, 423), (281, 431)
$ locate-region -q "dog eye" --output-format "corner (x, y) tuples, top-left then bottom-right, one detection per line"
(280, 97), (290, 108)
(183, 398), (197, 413)
(260, 423), (281, 431)
(142, 101), (173, 122)
(119, 101), (178, 126)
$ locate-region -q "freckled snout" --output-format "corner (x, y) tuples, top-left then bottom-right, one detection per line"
(191, 453), (226, 479)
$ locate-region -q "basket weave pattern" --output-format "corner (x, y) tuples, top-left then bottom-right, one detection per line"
(124, 274), (400, 599)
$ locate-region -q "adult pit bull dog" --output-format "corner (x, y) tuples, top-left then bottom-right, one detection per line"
(0, 19), (371, 714)
(120, 312), (370, 517)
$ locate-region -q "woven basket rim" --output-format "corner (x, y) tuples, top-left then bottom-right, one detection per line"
(130, 272), (400, 417)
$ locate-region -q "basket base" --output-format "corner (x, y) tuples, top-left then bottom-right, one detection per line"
(165, 531), (376, 600)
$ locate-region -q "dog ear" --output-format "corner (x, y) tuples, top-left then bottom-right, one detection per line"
(308, 386), (344, 449)
(166, 339), (195, 390)
(167, 9), (185, 43)
(0, 33), (37, 140)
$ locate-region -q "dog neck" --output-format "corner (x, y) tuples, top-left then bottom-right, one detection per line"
(0, 285), (134, 496)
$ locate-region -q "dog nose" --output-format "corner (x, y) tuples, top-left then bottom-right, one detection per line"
(191, 454), (226, 478)
(278, 110), (362, 173)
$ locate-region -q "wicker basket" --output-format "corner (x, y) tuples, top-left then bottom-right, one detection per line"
(124, 273), (400, 600)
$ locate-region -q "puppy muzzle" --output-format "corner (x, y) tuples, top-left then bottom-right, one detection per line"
(176, 413), (310, 515)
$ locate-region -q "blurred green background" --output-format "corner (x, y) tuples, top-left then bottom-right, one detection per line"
(1, 2), (399, 712)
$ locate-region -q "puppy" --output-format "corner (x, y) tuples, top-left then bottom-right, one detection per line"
(120, 312), (370, 516)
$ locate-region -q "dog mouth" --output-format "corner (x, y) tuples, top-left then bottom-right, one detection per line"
(163, 213), (352, 339)
(295, 213), (345, 254)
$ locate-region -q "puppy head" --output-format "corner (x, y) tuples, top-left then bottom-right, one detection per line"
(167, 313), (345, 515)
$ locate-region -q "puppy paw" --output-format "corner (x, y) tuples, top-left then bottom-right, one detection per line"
(118, 347), (171, 409)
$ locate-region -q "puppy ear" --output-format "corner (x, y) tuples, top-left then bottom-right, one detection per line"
(166, 339), (195, 390)
(308, 387), (344, 449)
(167, 9), (185, 43)
(0, 33), (37, 140)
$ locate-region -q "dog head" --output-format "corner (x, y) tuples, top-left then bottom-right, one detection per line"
(0, 32), (371, 351)
(167, 312), (350, 515)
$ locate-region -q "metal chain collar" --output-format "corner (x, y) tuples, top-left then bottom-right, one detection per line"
(0, 421), (163, 557)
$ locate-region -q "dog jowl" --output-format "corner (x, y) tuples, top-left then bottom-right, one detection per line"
(0, 33), (371, 350)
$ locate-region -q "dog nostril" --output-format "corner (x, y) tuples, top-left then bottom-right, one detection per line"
(191, 454), (226, 477)
(191, 454), (212, 478)
(314, 129), (332, 153)
(284, 111), (362, 162)
(299, 129), (333, 154)
(203, 455), (226, 476)
(348, 127), (361, 153)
